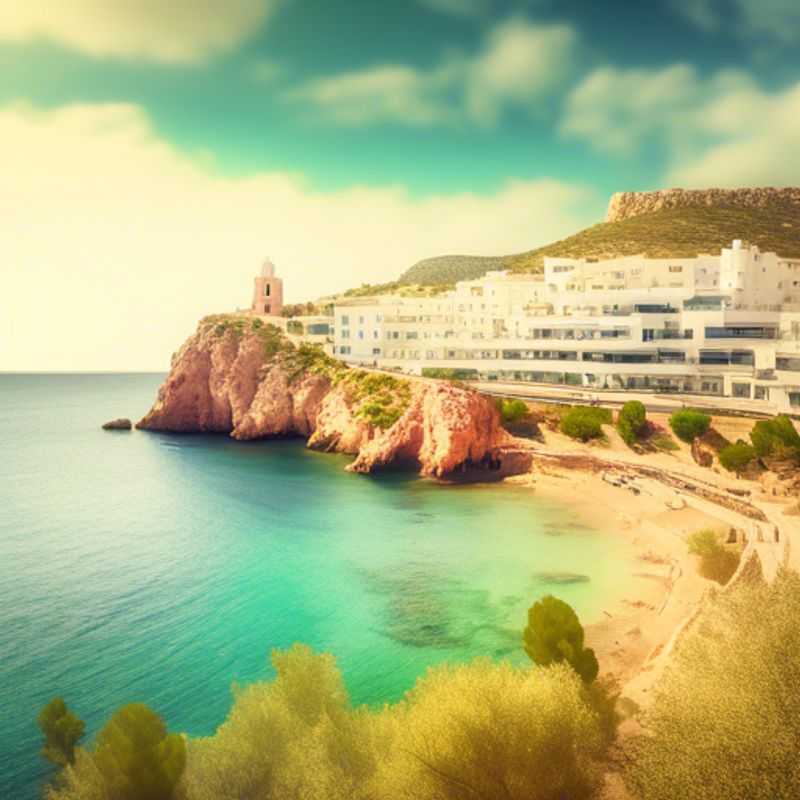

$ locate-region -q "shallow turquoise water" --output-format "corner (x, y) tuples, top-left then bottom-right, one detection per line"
(0, 373), (634, 798)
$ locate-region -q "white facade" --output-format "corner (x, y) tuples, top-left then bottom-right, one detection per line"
(333, 242), (800, 413)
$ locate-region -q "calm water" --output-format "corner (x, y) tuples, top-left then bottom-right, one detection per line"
(0, 373), (634, 798)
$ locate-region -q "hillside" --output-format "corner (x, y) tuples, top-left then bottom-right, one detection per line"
(400, 254), (511, 285)
(394, 197), (800, 286)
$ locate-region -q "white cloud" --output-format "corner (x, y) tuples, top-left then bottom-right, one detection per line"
(465, 20), (577, 124)
(0, 102), (596, 371)
(288, 19), (577, 127)
(671, 0), (800, 44)
(560, 62), (800, 188)
(668, 83), (800, 188)
(286, 64), (457, 126)
(0, 0), (280, 63)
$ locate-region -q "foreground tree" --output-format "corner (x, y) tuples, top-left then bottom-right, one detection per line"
(523, 595), (599, 683)
(627, 570), (800, 800)
(93, 703), (186, 800)
(38, 698), (85, 766)
(387, 660), (608, 800)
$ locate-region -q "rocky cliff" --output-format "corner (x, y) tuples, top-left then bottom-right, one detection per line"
(606, 187), (800, 223)
(138, 315), (524, 479)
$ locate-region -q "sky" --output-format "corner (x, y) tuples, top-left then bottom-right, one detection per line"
(2, 0), (800, 370)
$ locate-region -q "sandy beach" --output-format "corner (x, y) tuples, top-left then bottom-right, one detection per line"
(505, 407), (796, 705)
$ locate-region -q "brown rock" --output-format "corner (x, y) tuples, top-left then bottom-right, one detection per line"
(102, 418), (132, 430)
(138, 317), (524, 480)
(606, 187), (800, 223)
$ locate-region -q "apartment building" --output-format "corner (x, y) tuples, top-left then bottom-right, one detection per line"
(333, 241), (800, 413)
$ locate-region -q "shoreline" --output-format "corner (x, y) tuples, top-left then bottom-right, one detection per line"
(506, 463), (745, 703)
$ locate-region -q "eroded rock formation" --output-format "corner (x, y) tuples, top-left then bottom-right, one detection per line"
(138, 317), (522, 479)
(606, 187), (800, 223)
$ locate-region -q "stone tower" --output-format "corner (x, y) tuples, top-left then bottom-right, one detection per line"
(251, 258), (284, 316)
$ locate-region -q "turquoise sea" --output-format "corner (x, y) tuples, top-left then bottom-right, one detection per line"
(0, 373), (635, 798)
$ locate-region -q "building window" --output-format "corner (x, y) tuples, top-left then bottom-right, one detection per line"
(341, 315), (349, 325)
(732, 383), (751, 399)
(669, 265), (683, 273)
(264, 284), (271, 296)
(755, 386), (768, 400)
(340, 329), (350, 339)
(790, 393), (800, 407)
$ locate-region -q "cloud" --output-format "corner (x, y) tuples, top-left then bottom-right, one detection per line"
(0, 102), (597, 371)
(465, 20), (577, 124)
(560, 62), (800, 188)
(419, 0), (490, 17)
(667, 83), (800, 188)
(671, 0), (800, 44)
(288, 19), (577, 127)
(286, 64), (457, 126)
(0, 0), (281, 63)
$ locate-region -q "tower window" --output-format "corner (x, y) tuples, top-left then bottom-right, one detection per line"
(265, 284), (271, 297)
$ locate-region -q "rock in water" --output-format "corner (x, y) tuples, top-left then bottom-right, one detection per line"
(102, 418), (132, 430)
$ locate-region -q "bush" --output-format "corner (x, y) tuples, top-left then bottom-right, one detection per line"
(421, 367), (479, 381)
(50, 644), (614, 800)
(496, 397), (529, 424)
(626, 570), (800, 800)
(391, 661), (607, 800)
(93, 703), (186, 800)
(718, 440), (757, 474)
(617, 400), (647, 445)
(668, 409), (711, 443)
(750, 415), (800, 459)
(523, 595), (599, 684)
(560, 406), (611, 442)
(687, 529), (740, 584)
(37, 698), (84, 767)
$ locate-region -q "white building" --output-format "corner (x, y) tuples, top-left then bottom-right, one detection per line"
(333, 241), (800, 414)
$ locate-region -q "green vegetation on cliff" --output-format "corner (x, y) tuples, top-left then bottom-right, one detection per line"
(201, 316), (412, 430)
(337, 370), (412, 429)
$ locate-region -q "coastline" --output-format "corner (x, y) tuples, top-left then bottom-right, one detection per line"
(508, 468), (714, 699)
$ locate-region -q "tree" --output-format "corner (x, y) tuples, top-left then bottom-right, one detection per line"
(750, 415), (800, 459)
(560, 406), (611, 442)
(37, 697), (85, 766)
(718, 440), (756, 475)
(617, 400), (647, 446)
(668, 409), (711, 443)
(523, 595), (599, 683)
(93, 703), (186, 800)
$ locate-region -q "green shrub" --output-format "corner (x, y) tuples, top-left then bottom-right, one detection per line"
(560, 406), (611, 442)
(668, 409), (711, 443)
(718, 440), (757, 474)
(750, 415), (800, 459)
(523, 595), (599, 684)
(93, 703), (186, 800)
(421, 367), (479, 381)
(617, 400), (647, 445)
(651, 432), (680, 452)
(37, 698), (84, 767)
(687, 529), (740, 584)
(496, 397), (529, 424)
(626, 570), (800, 800)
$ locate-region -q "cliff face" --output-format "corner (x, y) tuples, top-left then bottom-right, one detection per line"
(606, 187), (800, 223)
(138, 317), (521, 479)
